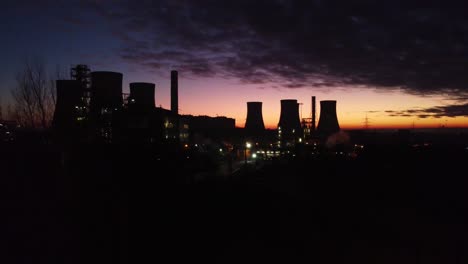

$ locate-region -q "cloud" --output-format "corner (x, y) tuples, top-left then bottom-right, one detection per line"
(385, 103), (468, 118)
(78, 0), (468, 97)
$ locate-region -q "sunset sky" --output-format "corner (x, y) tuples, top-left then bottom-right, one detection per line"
(1, 1), (468, 129)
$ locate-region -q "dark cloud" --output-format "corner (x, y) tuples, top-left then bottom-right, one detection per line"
(385, 103), (468, 118)
(79, 0), (468, 97)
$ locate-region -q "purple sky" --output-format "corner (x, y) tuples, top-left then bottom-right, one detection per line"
(1, 1), (468, 128)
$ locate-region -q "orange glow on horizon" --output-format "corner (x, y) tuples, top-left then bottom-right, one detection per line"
(127, 75), (468, 130)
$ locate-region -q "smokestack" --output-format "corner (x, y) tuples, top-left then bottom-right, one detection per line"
(278, 99), (302, 139)
(312, 96), (316, 131)
(245, 102), (265, 135)
(317, 100), (340, 138)
(129, 82), (155, 110)
(171, 70), (178, 114)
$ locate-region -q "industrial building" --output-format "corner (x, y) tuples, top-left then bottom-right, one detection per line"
(52, 64), (347, 162)
(52, 67), (235, 146)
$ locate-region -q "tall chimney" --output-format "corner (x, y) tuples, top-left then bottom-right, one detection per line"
(312, 96), (316, 131)
(171, 70), (178, 114)
(317, 100), (340, 138)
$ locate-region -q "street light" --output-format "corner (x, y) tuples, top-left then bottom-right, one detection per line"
(244, 142), (251, 165)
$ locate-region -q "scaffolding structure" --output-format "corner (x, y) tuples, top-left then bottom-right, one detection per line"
(70, 64), (91, 123)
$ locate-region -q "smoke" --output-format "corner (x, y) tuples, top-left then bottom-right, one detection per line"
(325, 130), (350, 149)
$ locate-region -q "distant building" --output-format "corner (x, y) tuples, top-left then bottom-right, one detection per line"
(183, 115), (235, 140)
(52, 67), (236, 147)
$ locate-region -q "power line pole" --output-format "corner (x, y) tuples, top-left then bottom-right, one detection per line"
(363, 113), (370, 130)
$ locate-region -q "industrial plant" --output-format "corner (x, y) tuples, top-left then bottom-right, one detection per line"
(52, 66), (237, 146)
(47, 64), (352, 165)
(5, 65), (468, 264)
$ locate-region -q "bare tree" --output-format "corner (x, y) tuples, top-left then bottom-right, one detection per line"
(6, 104), (13, 121)
(12, 65), (38, 127)
(11, 58), (60, 128)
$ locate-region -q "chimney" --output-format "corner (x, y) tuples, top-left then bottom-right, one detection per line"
(171, 70), (178, 114)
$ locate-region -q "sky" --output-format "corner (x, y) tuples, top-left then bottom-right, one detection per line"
(1, 0), (468, 129)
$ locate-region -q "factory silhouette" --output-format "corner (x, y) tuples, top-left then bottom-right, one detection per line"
(52, 65), (345, 158)
(2, 64), (468, 264)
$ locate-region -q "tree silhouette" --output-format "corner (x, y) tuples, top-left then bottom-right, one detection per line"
(10, 58), (62, 128)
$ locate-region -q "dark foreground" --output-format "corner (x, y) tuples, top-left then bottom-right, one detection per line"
(1, 143), (468, 263)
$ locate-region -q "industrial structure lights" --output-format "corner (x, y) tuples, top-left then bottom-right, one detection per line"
(244, 142), (252, 165)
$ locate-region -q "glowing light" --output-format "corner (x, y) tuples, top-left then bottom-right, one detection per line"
(219, 148), (223, 152)
(246, 142), (252, 148)
(252, 153), (257, 158)
(298, 138), (302, 143)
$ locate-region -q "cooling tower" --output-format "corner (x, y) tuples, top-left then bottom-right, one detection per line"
(53, 80), (82, 129)
(317, 100), (340, 137)
(278, 99), (302, 137)
(245, 102), (265, 134)
(171, 70), (178, 114)
(90, 71), (123, 113)
(129, 82), (155, 110)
